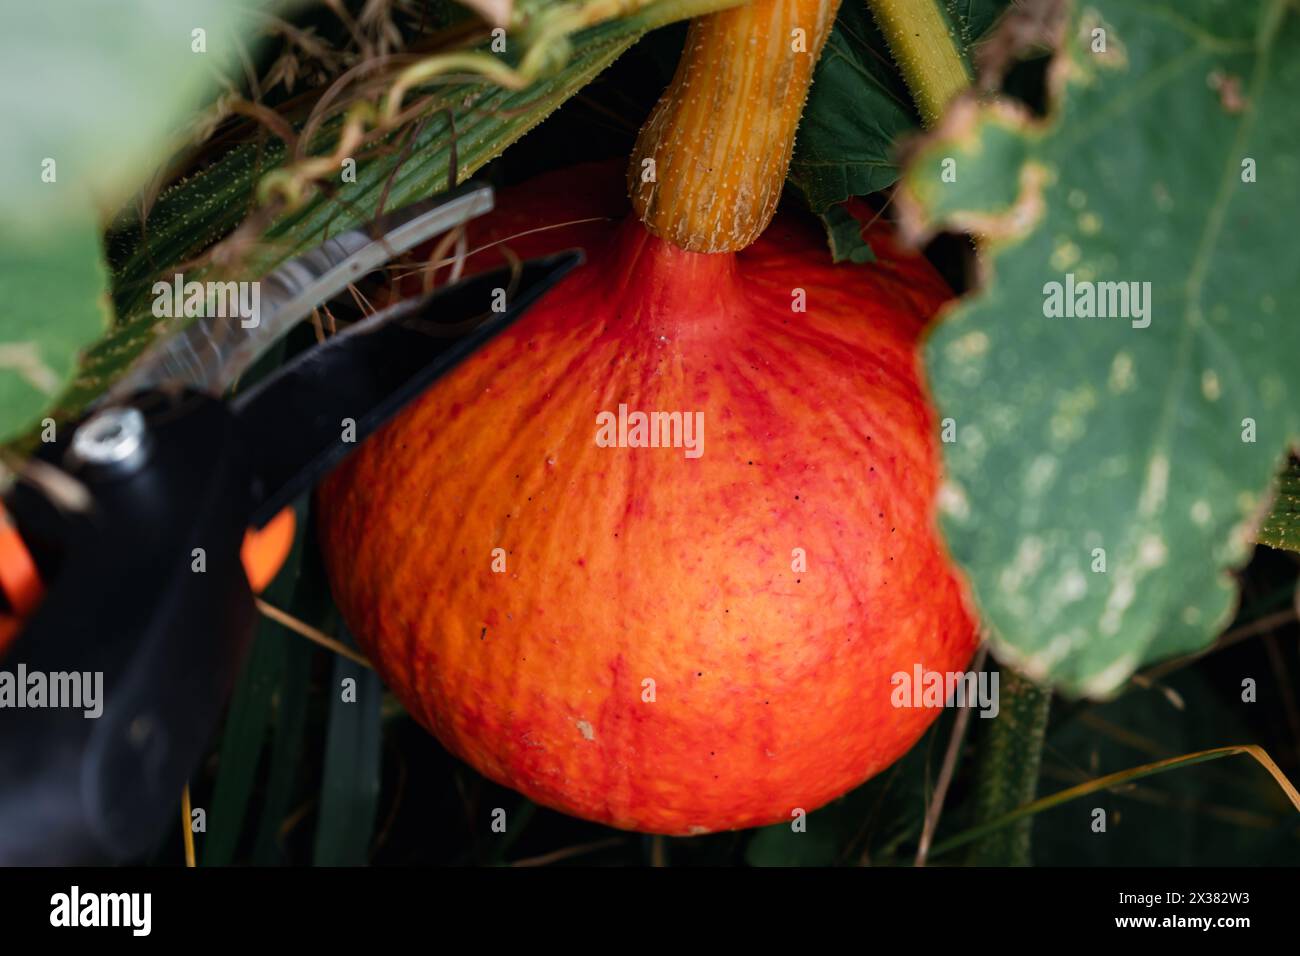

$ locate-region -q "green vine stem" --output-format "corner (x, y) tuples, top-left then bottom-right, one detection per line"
(864, 0), (971, 126)
(965, 666), (1052, 865)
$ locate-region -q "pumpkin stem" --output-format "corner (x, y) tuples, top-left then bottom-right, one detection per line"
(628, 0), (841, 253)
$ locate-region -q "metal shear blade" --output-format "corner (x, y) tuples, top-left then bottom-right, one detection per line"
(103, 181), (495, 404)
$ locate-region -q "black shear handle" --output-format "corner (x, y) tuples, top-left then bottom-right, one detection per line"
(0, 249), (583, 864)
(0, 391), (255, 864)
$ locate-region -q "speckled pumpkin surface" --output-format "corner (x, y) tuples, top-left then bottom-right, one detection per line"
(317, 163), (977, 834)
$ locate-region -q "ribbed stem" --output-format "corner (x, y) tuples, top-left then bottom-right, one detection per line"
(628, 0), (841, 253)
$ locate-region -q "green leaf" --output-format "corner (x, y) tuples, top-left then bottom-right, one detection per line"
(1258, 458), (1300, 552)
(251, 517), (333, 865)
(202, 499), (306, 866)
(819, 203), (877, 264)
(202, 616), (287, 866)
(0, 209), (110, 443)
(944, 0), (1011, 45)
(789, 0), (1012, 212)
(790, 2), (913, 212)
(901, 0), (1300, 695)
(250, 630), (313, 865)
(312, 632), (383, 866)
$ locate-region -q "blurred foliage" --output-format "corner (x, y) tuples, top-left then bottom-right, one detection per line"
(0, 0), (269, 442)
(0, 209), (110, 444)
(0, 0), (265, 228)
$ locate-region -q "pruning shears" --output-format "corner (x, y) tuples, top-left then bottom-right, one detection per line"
(0, 182), (580, 864)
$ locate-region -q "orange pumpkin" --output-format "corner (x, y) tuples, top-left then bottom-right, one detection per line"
(316, 161), (977, 834)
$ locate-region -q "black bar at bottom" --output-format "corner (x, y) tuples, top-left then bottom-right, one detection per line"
(0, 865), (1288, 942)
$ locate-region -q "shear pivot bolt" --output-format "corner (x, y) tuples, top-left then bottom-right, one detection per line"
(68, 407), (149, 474)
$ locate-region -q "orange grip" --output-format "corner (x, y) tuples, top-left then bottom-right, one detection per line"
(0, 502), (43, 658)
(241, 507), (296, 594)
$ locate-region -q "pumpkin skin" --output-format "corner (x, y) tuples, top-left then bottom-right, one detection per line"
(316, 163), (977, 835)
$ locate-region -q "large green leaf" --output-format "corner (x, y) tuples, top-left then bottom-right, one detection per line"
(0, 0), (263, 229)
(0, 0), (267, 442)
(900, 0), (1300, 695)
